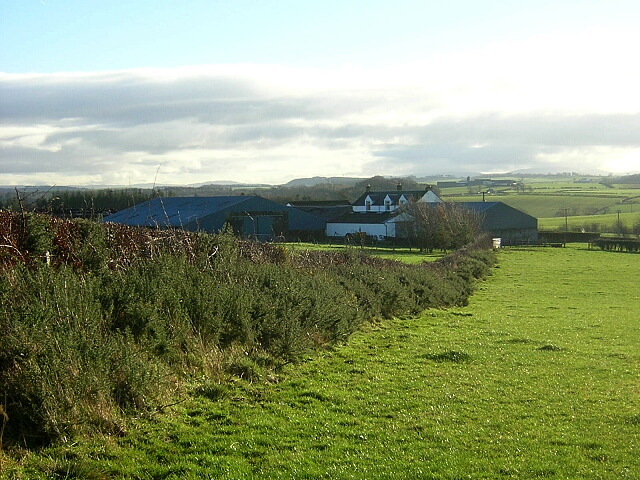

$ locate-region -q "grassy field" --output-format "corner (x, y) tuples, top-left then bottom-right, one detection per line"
(442, 179), (640, 224)
(2, 245), (639, 479)
(283, 242), (447, 264)
(447, 193), (639, 218)
(444, 180), (640, 234)
(538, 211), (640, 232)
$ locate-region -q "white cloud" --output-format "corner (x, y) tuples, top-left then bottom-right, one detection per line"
(2, 32), (640, 187)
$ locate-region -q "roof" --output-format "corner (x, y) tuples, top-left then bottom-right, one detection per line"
(462, 201), (536, 218)
(460, 201), (502, 214)
(287, 200), (351, 207)
(352, 189), (442, 207)
(461, 202), (538, 229)
(103, 195), (327, 232)
(293, 205), (353, 221)
(103, 196), (253, 228)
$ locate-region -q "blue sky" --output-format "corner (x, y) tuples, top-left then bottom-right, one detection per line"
(1, 0), (640, 185)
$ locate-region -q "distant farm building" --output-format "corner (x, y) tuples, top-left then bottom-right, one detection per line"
(437, 178), (517, 189)
(102, 190), (538, 245)
(323, 183), (537, 244)
(286, 200), (353, 223)
(326, 184), (443, 239)
(103, 196), (325, 241)
(461, 202), (538, 245)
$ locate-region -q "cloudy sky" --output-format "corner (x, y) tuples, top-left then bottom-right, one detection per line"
(1, 0), (639, 186)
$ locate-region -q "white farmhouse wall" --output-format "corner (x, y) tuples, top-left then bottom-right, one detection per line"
(385, 221), (396, 237)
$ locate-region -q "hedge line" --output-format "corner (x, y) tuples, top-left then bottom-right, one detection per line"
(0, 212), (496, 446)
(593, 237), (640, 252)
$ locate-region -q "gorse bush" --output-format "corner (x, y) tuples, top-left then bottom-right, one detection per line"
(0, 265), (169, 443)
(0, 212), (496, 447)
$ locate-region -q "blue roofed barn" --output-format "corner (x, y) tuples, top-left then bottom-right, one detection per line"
(103, 196), (326, 241)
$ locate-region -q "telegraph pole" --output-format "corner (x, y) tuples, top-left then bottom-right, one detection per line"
(563, 208), (569, 247)
(617, 209), (622, 235)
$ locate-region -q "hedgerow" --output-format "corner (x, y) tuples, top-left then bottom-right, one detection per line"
(0, 212), (496, 447)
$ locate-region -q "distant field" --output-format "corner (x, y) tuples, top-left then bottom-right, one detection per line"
(5, 245), (639, 478)
(441, 178), (640, 234)
(447, 194), (624, 218)
(538, 211), (640, 231)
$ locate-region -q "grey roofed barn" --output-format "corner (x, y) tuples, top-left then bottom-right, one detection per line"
(462, 201), (538, 245)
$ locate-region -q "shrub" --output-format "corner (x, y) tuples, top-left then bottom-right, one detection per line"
(0, 213), (496, 446)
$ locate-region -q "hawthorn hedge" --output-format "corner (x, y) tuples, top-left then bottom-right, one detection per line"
(0, 212), (496, 446)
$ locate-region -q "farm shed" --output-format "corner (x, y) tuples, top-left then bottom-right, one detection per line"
(462, 202), (538, 245)
(103, 196), (326, 241)
(286, 201), (353, 222)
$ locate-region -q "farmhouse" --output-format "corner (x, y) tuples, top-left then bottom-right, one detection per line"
(326, 184), (443, 239)
(461, 202), (538, 245)
(103, 196), (325, 241)
(352, 184), (443, 213)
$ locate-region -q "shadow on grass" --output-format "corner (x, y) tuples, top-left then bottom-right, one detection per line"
(537, 344), (563, 351)
(423, 350), (472, 363)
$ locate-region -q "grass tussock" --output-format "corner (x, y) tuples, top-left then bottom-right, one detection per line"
(424, 350), (473, 363)
(0, 211), (495, 448)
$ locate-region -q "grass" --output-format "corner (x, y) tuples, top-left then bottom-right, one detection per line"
(538, 211), (640, 232)
(3, 245), (639, 479)
(447, 193), (638, 218)
(443, 180), (640, 220)
(283, 242), (447, 264)
(444, 181), (640, 234)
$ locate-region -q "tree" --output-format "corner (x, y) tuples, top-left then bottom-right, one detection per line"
(633, 216), (640, 238)
(397, 201), (484, 252)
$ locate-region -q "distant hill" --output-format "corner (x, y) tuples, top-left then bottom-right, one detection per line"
(615, 173), (640, 184)
(284, 177), (365, 187)
(188, 180), (244, 187)
(1, 185), (85, 192)
(508, 167), (610, 176)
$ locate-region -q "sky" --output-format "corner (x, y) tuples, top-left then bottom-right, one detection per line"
(1, 0), (640, 186)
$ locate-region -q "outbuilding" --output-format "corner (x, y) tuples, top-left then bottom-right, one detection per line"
(103, 196), (326, 241)
(462, 201), (538, 245)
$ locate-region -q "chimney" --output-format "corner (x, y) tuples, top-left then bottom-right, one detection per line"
(396, 182), (402, 191)
(366, 184), (371, 193)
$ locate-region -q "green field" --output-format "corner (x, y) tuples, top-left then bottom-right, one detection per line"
(442, 178), (640, 229)
(442, 178), (640, 233)
(283, 242), (447, 264)
(538, 211), (640, 232)
(4, 245), (638, 479)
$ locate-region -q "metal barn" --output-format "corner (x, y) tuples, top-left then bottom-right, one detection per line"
(463, 202), (538, 245)
(103, 196), (326, 241)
